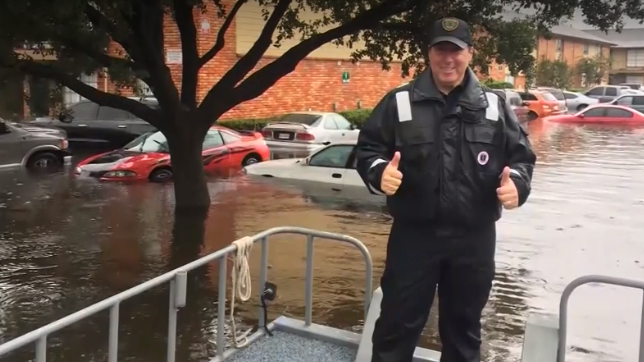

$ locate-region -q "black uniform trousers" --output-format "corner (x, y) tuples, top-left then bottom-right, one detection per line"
(371, 220), (496, 362)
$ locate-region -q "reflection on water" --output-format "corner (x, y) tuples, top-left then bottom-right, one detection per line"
(0, 120), (643, 362)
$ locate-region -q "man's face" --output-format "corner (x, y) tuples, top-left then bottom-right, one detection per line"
(428, 42), (472, 86)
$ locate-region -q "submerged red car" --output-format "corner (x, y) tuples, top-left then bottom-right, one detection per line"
(75, 126), (270, 182)
(544, 104), (644, 125)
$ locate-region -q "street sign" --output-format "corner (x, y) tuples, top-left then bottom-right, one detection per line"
(341, 71), (350, 84)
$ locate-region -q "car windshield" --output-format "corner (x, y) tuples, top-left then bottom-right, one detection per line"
(541, 92), (558, 101)
(276, 113), (321, 126)
(122, 131), (169, 153)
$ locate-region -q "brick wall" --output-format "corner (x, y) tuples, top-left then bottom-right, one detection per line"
(222, 58), (406, 119)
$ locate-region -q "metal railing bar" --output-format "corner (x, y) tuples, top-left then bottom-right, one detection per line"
(304, 235), (314, 326)
(216, 255), (227, 357)
(108, 304), (119, 362)
(167, 280), (178, 362)
(0, 226), (373, 359)
(257, 237), (268, 328)
(35, 337), (46, 362)
(557, 275), (644, 362)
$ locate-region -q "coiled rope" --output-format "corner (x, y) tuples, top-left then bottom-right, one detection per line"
(227, 236), (254, 348)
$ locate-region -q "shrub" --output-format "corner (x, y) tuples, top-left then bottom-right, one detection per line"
(338, 108), (372, 128)
(483, 80), (514, 89)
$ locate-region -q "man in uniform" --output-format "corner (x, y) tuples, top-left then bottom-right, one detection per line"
(355, 17), (537, 362)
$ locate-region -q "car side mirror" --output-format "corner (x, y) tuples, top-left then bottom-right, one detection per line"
(578, 113), (585, 118)
(522, 101), (529, 107)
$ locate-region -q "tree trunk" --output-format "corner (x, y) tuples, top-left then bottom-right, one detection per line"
(165, 119), (210, 210)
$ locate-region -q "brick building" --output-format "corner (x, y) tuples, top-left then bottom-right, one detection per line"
(503, 23), (614, 89)
(584, 28), (644, 85)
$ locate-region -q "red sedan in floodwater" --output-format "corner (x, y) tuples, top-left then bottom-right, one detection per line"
(544, 104), (644, 124)
(75, 126), (270, 182)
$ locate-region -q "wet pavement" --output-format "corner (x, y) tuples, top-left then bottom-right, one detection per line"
(0, 120), (643, 362)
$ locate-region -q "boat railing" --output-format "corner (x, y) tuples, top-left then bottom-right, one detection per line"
(557, 275), (644, 362)
(0, 226), (374, 362)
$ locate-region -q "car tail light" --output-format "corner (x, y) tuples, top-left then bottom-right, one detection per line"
(261, 130), (272, 138)
(296, 132), (315, 141)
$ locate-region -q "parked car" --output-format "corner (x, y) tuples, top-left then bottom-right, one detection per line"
(495, 89), (529, 122)
(610, 94), (644, 113)
(261, 112), (359, 151)
(537, 87), (568, 113)
(75, 126), (269, 182)
(0, 119), (71, 171)
(584, 85), (632, 103)
(8, 121), (67, 136)
(619, 83), (644, 91)
(29, 97), (158, 147)
(543, 104), (644, 124)
(242, 141), (381, 204)
(622, 89), (644, 95)
(562, 91), (599, 112)
(519, 90), (560, 120)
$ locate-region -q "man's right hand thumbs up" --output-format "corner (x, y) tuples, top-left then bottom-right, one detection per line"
(381, 152), (403, 195)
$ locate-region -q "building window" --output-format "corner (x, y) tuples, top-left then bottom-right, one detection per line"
(583, 44), (589, 55)
(555, 39), (562, 50)
(626, 49), (644, 67)
(595, 44), (601, 55)
(63, 73), (98, 106)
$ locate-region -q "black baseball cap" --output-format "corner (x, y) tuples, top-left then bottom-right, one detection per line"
(428, 17), (472, 49)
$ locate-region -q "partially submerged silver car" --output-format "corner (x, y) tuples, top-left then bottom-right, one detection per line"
(0, 119), (71, 170)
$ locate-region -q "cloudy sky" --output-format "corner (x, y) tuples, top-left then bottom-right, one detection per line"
(515, 7), (644, 29)
(567, 9), (643, 29)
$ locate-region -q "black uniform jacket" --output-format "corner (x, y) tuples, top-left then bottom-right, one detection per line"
(356, 68), (536, 228)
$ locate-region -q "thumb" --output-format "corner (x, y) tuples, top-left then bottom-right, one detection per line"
(389, 152), (401, 169)
(500, 167), (511, 185)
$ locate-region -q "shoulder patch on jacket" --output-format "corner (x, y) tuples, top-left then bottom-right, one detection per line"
(395, 91), (412, 122)
(484, 91), (500, 121)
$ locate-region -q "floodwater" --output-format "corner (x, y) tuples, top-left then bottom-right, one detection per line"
(0, 120), (643, 362)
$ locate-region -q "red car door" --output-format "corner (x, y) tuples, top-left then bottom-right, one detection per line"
(201, 130), (230, 175)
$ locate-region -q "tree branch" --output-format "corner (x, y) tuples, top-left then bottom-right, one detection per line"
(7, 58), (160, 126)
(228, 0), (422, 109)
(199, 0), (248, 68)
(84, 4), (137, 58)
(56, 36), (138, 70)
(199, 0), (292, 118)
(172, 0), (199, 108)
(127, 1), (181, 115)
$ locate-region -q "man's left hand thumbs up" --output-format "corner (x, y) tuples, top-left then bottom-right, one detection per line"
(497, 167), (518, 210)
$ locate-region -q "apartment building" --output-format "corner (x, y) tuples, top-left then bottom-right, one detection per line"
(584, 29), (644, 85)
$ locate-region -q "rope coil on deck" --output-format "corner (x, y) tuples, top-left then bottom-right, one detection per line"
(228, 236), (254, 348)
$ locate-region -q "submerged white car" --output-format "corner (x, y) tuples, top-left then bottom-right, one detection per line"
(242, 141), (383, 205)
